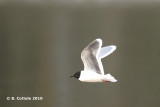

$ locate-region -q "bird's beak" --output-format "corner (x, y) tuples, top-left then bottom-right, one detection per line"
(69, 75), (74, 78)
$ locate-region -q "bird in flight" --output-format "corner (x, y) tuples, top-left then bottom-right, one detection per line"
(70, 38), (117, 83)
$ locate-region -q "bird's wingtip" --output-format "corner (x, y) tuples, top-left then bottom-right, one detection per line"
(96, 38), (102, 43)
(110, 45), (117, 50)
(96, 38), (102, 41)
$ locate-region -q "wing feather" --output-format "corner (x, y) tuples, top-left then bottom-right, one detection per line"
(81, 39), (102, 74)
(98, 45), (116, 59)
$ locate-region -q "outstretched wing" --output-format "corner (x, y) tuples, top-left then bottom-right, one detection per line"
(81, 39), (103, 74)
(98, 45), (116, 59)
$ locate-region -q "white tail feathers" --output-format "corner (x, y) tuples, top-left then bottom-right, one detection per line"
(105, 74), (117, 82)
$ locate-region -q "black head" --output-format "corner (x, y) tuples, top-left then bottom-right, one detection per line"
(70, 71), (81, 79)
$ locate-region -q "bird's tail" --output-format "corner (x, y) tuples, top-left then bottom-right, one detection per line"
(104, 74), (117, 82)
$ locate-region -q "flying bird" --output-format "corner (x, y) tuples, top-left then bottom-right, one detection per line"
(70, 38), (117, 82)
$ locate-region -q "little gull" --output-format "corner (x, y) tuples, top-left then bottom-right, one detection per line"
(70, 38), (117, 82)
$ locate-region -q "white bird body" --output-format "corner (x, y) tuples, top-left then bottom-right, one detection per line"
(71, 38), (117, 83)
(79, 71), (117, 82)
(79, 71), (104, 82)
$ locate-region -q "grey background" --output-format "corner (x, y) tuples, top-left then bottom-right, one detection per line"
(0, 1), (160, 107)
